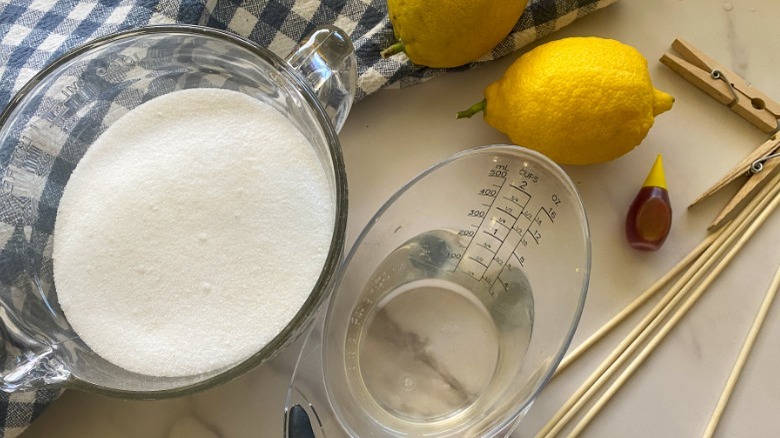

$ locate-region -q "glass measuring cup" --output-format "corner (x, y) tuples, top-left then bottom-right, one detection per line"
(0, 25), (354, 397)
(285, 145), (590, 437)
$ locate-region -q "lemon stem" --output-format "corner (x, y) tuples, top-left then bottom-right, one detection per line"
(381, 41), (406, 58)
(456, 99), (487, 119)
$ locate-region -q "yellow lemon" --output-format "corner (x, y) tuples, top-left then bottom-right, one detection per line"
(457, 37), (674, 165)
(381, 0), (528, 68)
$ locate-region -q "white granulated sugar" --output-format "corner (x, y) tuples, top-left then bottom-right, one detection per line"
(53, 88), (335, 377)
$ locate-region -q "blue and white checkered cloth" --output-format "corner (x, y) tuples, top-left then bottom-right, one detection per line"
(1, 0), (620, 110)
(0, 0), (617, 436)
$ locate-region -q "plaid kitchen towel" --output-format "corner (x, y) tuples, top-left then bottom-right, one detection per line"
(0, 0), (616, 436)
(0, 0), (620, 111)
(0, 0), (205, 112)
(199, 0), (619, 100)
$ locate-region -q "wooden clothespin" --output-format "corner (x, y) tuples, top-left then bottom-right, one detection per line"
(660, 38), (780, 230)
(689, 133), (780, 230)
(660, 38), (780, 133)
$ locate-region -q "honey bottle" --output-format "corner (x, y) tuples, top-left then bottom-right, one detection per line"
(626, 154), (672, 251)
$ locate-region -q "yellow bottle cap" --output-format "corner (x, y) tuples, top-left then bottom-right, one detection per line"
(642, 154), (667, 190)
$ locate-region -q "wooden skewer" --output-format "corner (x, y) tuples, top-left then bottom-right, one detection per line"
(535, 172), (780, 438)
(566, 180), (780, 437)
(554, 229), (723, 377)
(702, 263), (780, 438)
(537, 207), (747, 437)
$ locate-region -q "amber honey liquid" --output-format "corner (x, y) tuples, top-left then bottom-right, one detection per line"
(625, 186), (671, 251)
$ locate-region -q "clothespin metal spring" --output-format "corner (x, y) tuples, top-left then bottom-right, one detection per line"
(750, 152), (780, 175)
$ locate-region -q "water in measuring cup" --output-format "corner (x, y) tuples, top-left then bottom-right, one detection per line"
(343, 229), (534, 432)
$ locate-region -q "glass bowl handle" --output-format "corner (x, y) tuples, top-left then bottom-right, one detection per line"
(285, 25), (357, 134)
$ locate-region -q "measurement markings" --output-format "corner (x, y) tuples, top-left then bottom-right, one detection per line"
(485, 275), (511, 299)
(502, 194), (526, 209)
(455, 177), (507, 272)
(525, 208), (548, 244)
(509, 182), (529, 193)
(468, 255), (490, 269)
(464, 269), (482, 281)
(457, 226), (484, 272)
(541, 207), (555, 220)
(460, 221), (483, 242)
(496, 276), (510, 292)
(491, 219), (511, 231)
(496, 205), (520, 219)
(511, 252), (526, 268)
(476, 242), (498, 256)
(481, 230), (504, 243)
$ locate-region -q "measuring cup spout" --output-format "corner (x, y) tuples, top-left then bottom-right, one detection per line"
(285, 26), (357, 133)
(0, 305), (69, 392)
(1, 349), (69, 392)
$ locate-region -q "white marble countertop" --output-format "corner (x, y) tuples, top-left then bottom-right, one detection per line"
(21, 0), (780, 436)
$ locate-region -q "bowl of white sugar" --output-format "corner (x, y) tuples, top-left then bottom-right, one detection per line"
(0, 25), (354, 397)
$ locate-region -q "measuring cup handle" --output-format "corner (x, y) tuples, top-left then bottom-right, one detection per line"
(285, 25), (357, 133)
(0, 304), (69, 392)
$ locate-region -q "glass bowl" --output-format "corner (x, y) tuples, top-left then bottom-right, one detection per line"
(0, 24), (354, 398)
